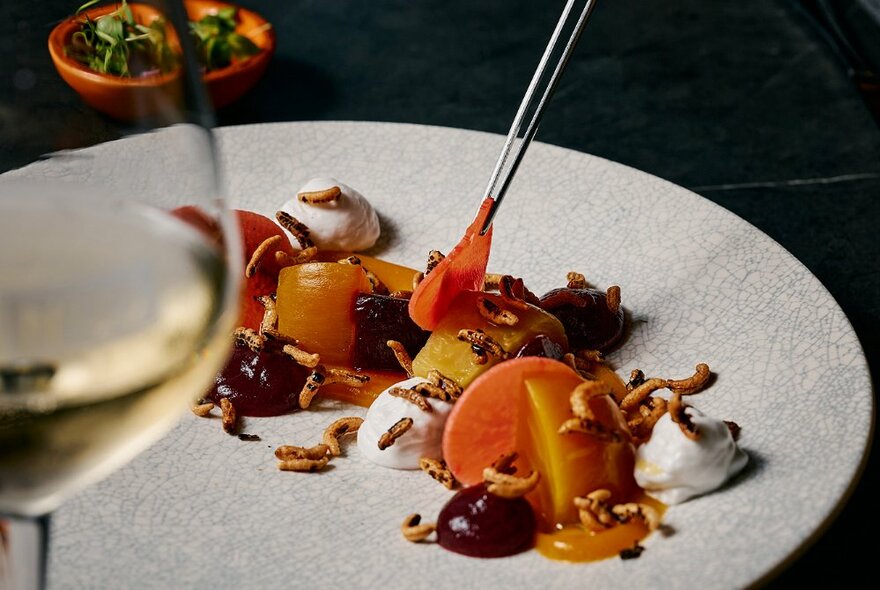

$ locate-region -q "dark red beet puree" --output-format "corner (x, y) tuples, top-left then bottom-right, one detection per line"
(207, 341), (307, 416)
(436, 484), (536, 558)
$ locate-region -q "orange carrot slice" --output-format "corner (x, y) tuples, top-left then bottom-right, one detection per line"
(408, 197), (494, 330)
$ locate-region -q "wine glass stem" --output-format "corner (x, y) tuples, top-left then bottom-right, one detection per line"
(1, 513), (51, 590)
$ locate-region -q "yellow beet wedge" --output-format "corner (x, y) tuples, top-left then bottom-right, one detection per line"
(519, 373), (637, 528)
(317, 251), (419, 293)
(411, 290), (567, 388)
(276, 262), (371, 366)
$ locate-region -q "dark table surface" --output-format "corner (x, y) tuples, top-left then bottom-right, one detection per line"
(2, 0), (878, 587)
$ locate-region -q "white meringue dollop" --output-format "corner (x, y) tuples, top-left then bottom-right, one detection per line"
(634, 407), (747, 505)
(279, 177), (380, 251)
(357, 376), (453, 470)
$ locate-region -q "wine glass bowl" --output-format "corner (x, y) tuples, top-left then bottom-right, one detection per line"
(0, 179), (236, 518)
(47, 0), (275, 120)
(2, 1), (240, 586)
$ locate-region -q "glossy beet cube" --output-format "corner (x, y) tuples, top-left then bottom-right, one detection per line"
(276, 262), (372, 366)
(352, 294), (430, 371)
(208, 341), (308, 417)
(539, 288), (624, 352)
(515, 334), (566, 360)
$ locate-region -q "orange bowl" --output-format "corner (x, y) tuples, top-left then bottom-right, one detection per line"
(48, 1), (275, 120)
(188, 0), (275, 109)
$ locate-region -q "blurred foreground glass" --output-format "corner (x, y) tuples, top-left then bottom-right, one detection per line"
(0, 1), (240, 587)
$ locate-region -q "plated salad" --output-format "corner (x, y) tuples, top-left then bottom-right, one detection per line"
(174, 176), (747, 562)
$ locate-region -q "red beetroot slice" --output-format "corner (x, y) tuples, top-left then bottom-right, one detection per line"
(171, 206), (266, 330)
(436, 483), (536, 558)
(408, 197), (494, 330)
(352, 293), (430, 371)
(235, 209), (296, 277)
(235, 210), (297, 330)
(207, 341), (307, 417)
(170, 205), (224, 247)
(239, 275), (277, 331)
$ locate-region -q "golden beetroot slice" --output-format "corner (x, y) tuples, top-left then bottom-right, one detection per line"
(411, 290), (567, 389)
(276, 262), (371, 366)
(318, 251), (420, 294)
(408, 197), (494, 330)
(520, 373), (636, 528)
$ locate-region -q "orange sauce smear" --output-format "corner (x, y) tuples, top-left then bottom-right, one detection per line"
(322, 369), (403, 408)
(535, 495), (666, 562)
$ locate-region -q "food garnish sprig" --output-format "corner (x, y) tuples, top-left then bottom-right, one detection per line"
(67, 0), (175, 77)
(188, 6), (260, 71)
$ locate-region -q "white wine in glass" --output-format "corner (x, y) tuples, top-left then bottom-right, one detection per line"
(0, 1), (240, 588)
(0, 185), (234, 518)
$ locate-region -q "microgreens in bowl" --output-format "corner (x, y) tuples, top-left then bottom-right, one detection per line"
(64, 0), (262, 78)
(66, 0), (175, 77)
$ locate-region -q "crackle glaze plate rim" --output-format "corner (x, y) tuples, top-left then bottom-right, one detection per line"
(16, 121), (872, 590)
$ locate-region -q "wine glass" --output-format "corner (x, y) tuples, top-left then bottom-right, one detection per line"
(0, 1), (240, 587)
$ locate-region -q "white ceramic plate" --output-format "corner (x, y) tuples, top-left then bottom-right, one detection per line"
(20, 122), (873, 589)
